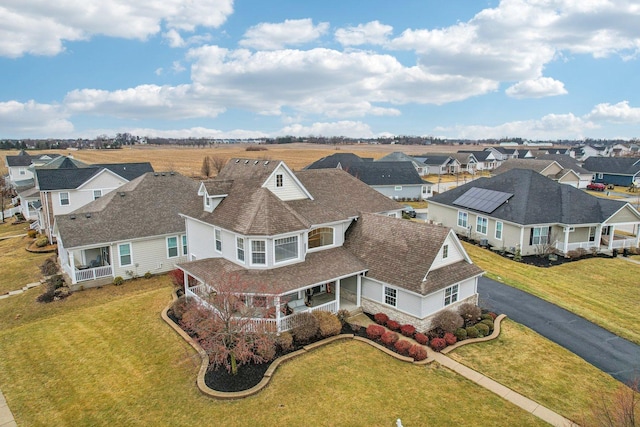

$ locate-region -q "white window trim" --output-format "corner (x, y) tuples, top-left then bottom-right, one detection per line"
(444, 284), (459, 306)
(93, 189), (102, 200)
(394, 185), (402, 191)
(442, 244), (449, 259)
(167, 236), (179, 259)
(476, 216), (488, 235)
(274, 235), (299, 264)
(118, 243), (132, 267)
(384, 286), (397, 307)
(59, 192), (70, 206)
(307, 227), (335, 252)
(181, 235), (188, 256)
(276, 174), (283, 188)
(250, 239), (267, 266)
(214, 228), (222, 253)
(495, 221), (503, 240)
(457, 211), (468, 228)
(236, 237), (245, 262)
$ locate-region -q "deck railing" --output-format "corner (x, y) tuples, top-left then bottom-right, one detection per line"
(75, 265), (113, 282)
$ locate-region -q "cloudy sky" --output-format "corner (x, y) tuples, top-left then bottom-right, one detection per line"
(1, 0), (639, 140)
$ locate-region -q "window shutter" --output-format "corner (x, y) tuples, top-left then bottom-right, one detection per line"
(529, 229), (533, 245)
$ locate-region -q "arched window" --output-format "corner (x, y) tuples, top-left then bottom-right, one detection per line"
(308, 227), (334, 249)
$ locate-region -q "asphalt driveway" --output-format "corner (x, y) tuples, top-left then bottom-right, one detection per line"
(478, 276), (640, 385)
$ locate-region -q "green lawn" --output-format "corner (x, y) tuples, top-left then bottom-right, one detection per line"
(0, 220), (28, 238)
(0, 234), (51, 295)
(464, 243), (640, 345)
(448, 320), (635, 423)
(0, 278), (546, 427)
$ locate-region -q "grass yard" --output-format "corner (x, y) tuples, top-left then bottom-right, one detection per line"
(449, 319), (638, 424)
(0, 220), (29, 239)
(0, 234), (51, 295)
(464, 242), (640, 345)
(0, 278), (546, 427)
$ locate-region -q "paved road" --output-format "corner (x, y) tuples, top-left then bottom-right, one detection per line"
(478, 276), (640, 385)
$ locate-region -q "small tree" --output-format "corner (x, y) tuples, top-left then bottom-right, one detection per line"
(201, 156), (212, 178)
(584, 378), (639, 427)
(180, 272), (277, 375)
(209, 155), (228, 176)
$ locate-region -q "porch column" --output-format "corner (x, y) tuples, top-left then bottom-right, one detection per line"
(335, 279), (341, 310)
(634, 224), (640, 247)
(609, 225), (615, 250)
(356, 274), (362, 307)
(183, 270), (189, 297)
(69, 252), (77, 285)
(563, 227), (570, 253)
(274, 296), (281, 334)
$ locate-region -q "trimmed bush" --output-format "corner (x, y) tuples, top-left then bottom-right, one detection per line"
(466, 326), (479, 339)
(400, 324), (416, 337)
(27, 229), (37, 238)
(313, 311), (341, 338)
(444, 332), (457, 346)
(144, 271), (153, 279)
(480, 318), (495, 331)
(394, 340), (412, 356)
(458, 303), (482, 322)
(386, 320), (400, 331)
(481, 313), (493, 321)
(39, 256), (58, 276)
(366, 324), (385, 340)
(113, 276), (124, 286)
(381, 331), (399, 346)
(430, 337), (447, 352)
(431, 310), (464, 334)
(292, 312), (320, 343)
(336, 309), (351, 325)
(170, 295), (193, 321)
(475, 323), (490, 337)
(374, 312), (389, 325)
(454, 328), (467, 341)
(409, 344), (428, 361)
(35, 236), (49, 247)
(487, 312), (498, 320)
(275, 332), (293, 352)
(414, 332), (429, 345)
(37, 275), (69, 303)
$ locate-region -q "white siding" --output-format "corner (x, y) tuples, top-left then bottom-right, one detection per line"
(263, 164), (308, 201)
(112, 236), (188, 279)
(429, 233), (465, 270)
(185, 219), (218, 260)
(79, 170), (127, 193)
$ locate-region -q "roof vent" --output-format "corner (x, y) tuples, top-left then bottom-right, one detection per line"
(161, 172), (166, 176)
(170, 171), (175, 175)
(119, 192), (125, 197)
(235, 159), (240, 163)
(70, 214), (76, 220)
(154, 173), (159, 176)
(85, 213), (91, 218)
(264, 161), (269, 165)
(254, 160), (259, 165)
(244, 160), (249, 164)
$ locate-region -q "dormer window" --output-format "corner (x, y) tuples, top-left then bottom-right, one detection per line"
(308, 227), (334, 249)
(205, 196), (211, 208)
(276, 174), (283, 188)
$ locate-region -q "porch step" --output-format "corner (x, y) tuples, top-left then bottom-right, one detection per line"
(348, 306), (363, 316)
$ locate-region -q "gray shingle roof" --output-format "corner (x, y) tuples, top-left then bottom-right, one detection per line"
(535, 154), (591, 174)
(56, 172), (199, 248)
(378, 152), (427, 167)
(343, 213), (482, 295)
(493, 159), (555, 175)
(458, 150), (493, 161)
(5, 155), (32, 167)
(35, 162), (153, 190)
(305, 153), (366, 170)
(94, 163), (154, 181)
(583, 157), (640, 175)
(339, 161), (425, 186)
(414, 155), (452, 166)
(430, 168), (629, 225)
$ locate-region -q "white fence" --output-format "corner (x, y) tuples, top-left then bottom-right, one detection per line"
(75, 265), (113, 282)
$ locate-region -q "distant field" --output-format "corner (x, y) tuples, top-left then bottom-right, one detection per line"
(1, 143), (466, 178)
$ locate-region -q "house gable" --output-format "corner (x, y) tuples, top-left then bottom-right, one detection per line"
(262, 162), (312, 201)
(605, 204), (640, 224)
(76, 168), (129, 192)
(427, 229), (470, 272)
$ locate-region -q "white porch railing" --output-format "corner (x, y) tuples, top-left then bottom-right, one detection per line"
(75, 265), (113, 283)
(29, 220), (39, 230)
(610, 237), (637, 249)
(561, 241), (599, 252)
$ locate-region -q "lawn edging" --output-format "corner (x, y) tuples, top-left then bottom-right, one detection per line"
(441, 314), (507, 354)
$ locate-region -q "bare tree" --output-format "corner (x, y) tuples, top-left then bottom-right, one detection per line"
(180, 272), (277, 375)
(200, 156), (212, 178)
(583, 378), (638, 427)
(209, 155), (228, 176)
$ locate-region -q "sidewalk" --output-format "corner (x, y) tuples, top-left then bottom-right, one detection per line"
(349, 313), (577, 427)
(0, 281), (42, 300)
(0, 388), (17, 427)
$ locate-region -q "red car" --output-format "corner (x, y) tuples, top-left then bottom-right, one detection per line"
(587, 182), (606, 191)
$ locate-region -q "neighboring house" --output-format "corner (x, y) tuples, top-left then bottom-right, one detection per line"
(573, 145), (612, 161)
(4, 151), (68, 188)
(306, 153), (431, 200)
(378, 151), (428, 175)
(516, 149), (535, 159)
(485, 147), (519, 161)
(583, 157), (640, 187)
(55, 172), (197, 289)
(428, 169), (640, 256)
(35, 162), (154, 241)
(458, 150), (500, 171)
(492, 158), (582, 188)
(177, 159), (482, 332)
(15, 186), (41, 221)
(535, 154), (594, 188)
(428, 152), (478, 174)
(413, 155), (461, 175)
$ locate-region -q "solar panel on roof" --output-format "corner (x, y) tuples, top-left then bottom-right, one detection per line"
(453, 187), (513, 214)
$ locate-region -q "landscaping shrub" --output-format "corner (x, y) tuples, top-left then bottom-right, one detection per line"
(113, 276), (124, 286)
(374, 312), (389, 325)
(381, 331), (399, 346)
(400, 324), (416, 338)
(431, 310), (464, 334)
(455, 328), (468, 341)
(292, 312), (319, 344)
(275, 332), (293, 352)
(458, 302), (482, 323)
(179, 304), (215, 336)
(430, 337), (447, 352)
(386, 319), (400, 331)
(336, 309), (351, 325)
(35, 236), (49, 247)
(168, 268), (185, 289)
(444, 332), (457, 346)
(487, 312), (498, 320)
(366, 324), (385, 340)
(475, 323), (490, 337)
(394, 340), (412, 356)
(27, 229), (37, 238)
(414, 332), (429, 345)
(409, 344), (428, 361)
(480, 318), (495, 331)
(144, 271), (153, 279)
(466, 326), (479, 339)
(313, 311), (341, 338)
(39, 256), (58, 276)
(37, 275), (69, 303)
(481, 313), (493, 321)
(170, 296), (193, 321)
(253, 335), (276, 361)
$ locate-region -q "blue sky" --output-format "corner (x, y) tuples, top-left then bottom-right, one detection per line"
(1, 0), (639, 140)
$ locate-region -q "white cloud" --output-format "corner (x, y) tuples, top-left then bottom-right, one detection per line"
(335, 21), (393, 46)
(163, 29), (185, 48)
(125, 127), (268, 140)
(0, 100), (73, 137)
(172, 61), (186, 73)
(277, 121), (376, 138)
(505, 77), (568, 99)
(0, 0), (233, 57)
(587, 101), (640, 123)
(239, 19), (329, 50)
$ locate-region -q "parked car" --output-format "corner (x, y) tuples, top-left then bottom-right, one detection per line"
(587, 182), (606, 191)
(402, 205), (417, 218)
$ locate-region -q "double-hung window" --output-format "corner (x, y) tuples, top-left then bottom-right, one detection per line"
(457, 211), (468, 228)
(495, 221), (503, 240)
(251, 240), (266, 265)
(182, 235), (188, 256)
(59, 192), (70, 206)
(118, 243), (132, 266)
(167, 237), (179, 258)
(93, 189), (102, 200)
(215, 229), (222, 252)
(236, 237), (245, 262)
(476, 216), (488, 235)
(444, 284), (458, 306)
(442, 244), (449, 259)
(276, 174), (283, 187)
(384, 287), (397, 307)
(531, 227), (549, 245)
(274, 236), (298, 262)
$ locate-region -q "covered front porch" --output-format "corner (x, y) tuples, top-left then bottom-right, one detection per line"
(554, 221), (640, 255)
(60, 245), (113, 284)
